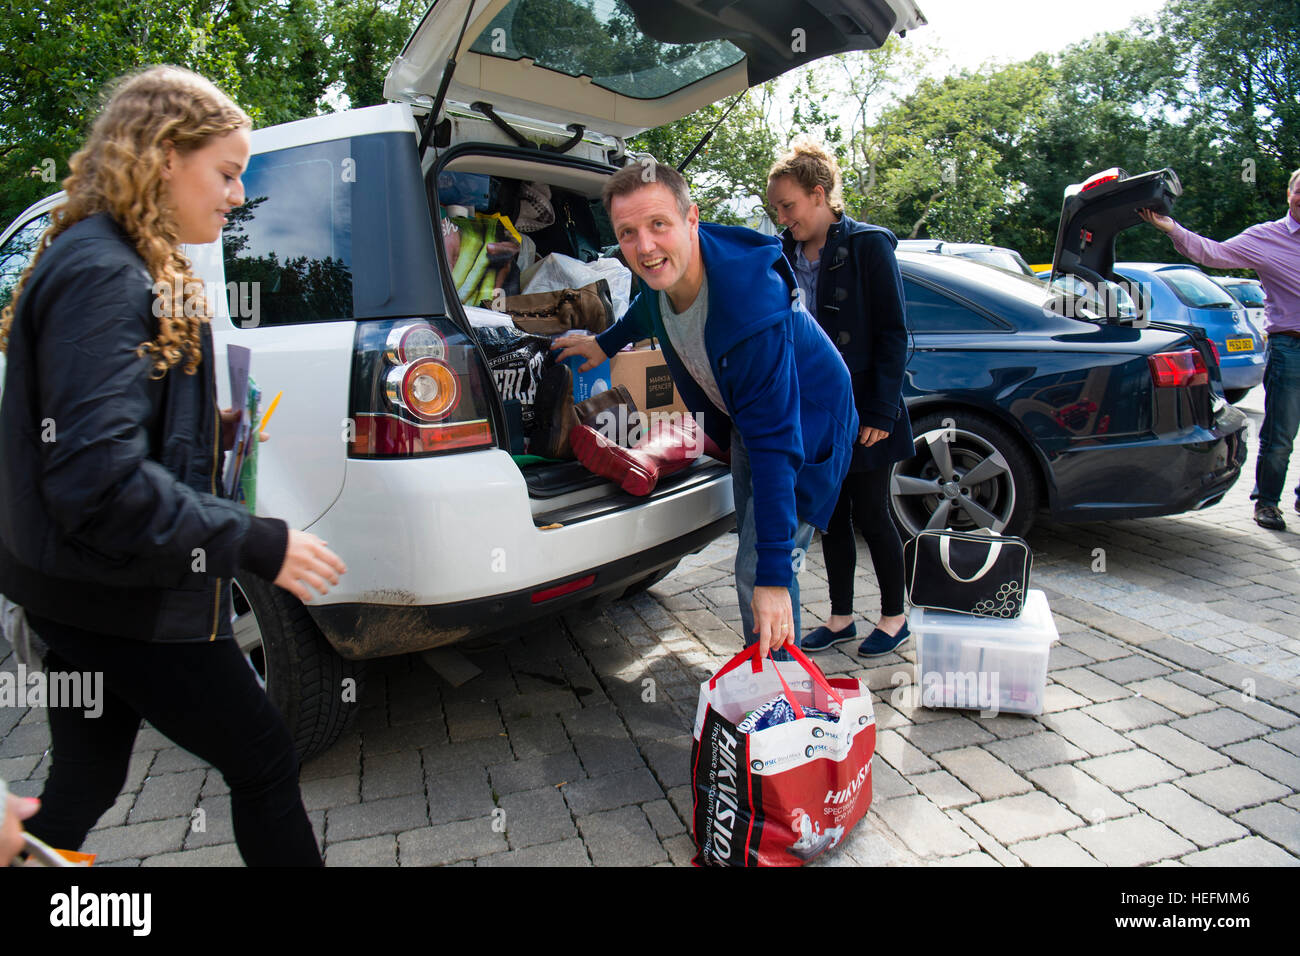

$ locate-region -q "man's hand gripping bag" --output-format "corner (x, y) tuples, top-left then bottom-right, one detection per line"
(690, 643), (876, 866)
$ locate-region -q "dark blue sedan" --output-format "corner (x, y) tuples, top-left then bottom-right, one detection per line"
(889, 252), (1249, 538)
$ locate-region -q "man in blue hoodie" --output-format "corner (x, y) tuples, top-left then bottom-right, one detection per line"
(555, 163), (858, 660)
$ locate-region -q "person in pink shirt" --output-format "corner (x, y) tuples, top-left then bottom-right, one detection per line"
(1141, 167), (1300, 530)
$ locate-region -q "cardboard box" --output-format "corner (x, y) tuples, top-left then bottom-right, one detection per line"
(610, 346), (690, 417)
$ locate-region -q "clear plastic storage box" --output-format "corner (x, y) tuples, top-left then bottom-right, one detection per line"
(910, 590), (1058, 716)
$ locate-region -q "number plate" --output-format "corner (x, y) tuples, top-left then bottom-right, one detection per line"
(1226, 337), (1255, 352)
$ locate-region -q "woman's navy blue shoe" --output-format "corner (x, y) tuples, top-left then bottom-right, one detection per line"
(801, 621), (857, 652)
(857, 621), (910, 657)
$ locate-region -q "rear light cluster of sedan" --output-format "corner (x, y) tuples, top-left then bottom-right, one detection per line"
(349, 318), (496, 457)
(1080, 168), (1122, 192)
(1148, 349), (1209, 388)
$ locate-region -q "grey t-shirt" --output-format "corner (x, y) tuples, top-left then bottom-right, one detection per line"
(659, 277), (727, 414)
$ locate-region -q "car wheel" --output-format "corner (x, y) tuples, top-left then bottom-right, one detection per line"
(1223, 388), (1251, 404)
(890, 410), (1041, 539)
(231, 576), (365, 761)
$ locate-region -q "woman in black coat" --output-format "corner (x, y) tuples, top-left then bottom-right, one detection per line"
(0, 66), (346, 865)
(768, 140), (913, 656)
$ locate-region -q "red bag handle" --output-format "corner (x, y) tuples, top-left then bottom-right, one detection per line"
(783, 643), (845, 706)
(707, 642), (845, 708)
(766, 654), (806, 719)
(708, 641), (763, 689)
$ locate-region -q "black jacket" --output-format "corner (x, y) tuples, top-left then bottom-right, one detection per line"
(780, 214), (914, 471)
(0, 213), (287, 642)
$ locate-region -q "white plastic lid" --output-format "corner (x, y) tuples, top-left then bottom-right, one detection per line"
(910, 590), (1058, 645)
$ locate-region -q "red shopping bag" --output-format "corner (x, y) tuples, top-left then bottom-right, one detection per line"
(690, 643), (876, 866)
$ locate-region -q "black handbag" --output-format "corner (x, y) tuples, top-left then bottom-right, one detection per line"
(904, 529), (1032, 618)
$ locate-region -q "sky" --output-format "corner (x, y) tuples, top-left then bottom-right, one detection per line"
(911, 0), (1171, 75)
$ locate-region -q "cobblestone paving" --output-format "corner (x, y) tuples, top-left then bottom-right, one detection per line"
(2, 389), (1297, 867)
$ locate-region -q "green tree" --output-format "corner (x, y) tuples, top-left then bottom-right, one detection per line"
(1151, 0), (1300, 245)
(998, 30), (1179, 264)
(783, 38), (937, 218)
(217, 0), (335, 125)
(0, 0), (245, 226)
(629, 87), (782, 226)
(0, 0), (424, 225)
(327, 0), (426, 109)
(859, 61), (1053, 243)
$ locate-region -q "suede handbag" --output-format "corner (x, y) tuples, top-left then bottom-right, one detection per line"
(502, 279), (614, 336)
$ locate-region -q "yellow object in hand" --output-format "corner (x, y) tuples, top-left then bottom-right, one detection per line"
(258, 391), (283, 437)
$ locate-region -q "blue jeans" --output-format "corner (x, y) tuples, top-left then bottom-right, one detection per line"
(732, 434), (816, 662)
(1252, 335), (1300, 507)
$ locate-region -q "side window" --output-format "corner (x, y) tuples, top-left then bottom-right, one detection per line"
(0, 215), (51, 314)
(222, 140), (354, 327)
(903, 279), (1002, 332)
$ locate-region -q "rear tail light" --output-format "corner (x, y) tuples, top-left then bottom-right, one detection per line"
(1081, 167), (1125, 192)
(386, 323), (447, 363)
(1148, 349), (1209, 388)
(385, 358), (459, 421)
(1208, 340), (1221, 366)
(350, 318), (496, 457)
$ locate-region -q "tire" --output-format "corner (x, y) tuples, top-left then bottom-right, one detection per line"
(231, 575), (365, 762)
(1223, 388), (1251, 404)
(620, 560), (679, 599)
(889, 410), (1041, 539)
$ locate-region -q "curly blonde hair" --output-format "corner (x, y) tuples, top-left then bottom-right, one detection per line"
(767, 138), (845, 215)
(0, 65), (250, 378)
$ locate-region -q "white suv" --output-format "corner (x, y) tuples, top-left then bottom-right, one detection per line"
(0, 0), (925, 757)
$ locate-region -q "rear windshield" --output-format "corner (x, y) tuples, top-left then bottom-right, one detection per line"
(1225, 281), (1265, 307)
(1157, 268), (1236, 308)
(899, 254), (1054, 310)
(957, 250), (1035, 277)
(222, 131), (442, 326)
(1049, 274), (1137, 319)
(469, 0), (746, 100)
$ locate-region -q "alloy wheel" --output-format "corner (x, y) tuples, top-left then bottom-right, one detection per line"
(890, 425), (1017, 538)
(231, 579), (269, 692)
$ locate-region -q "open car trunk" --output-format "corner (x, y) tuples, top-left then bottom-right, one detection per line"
(1047, 166), (1228, 415)
(429, 145), (729, 519)
(392, 0), (927, 520)
(386, 0), (926, 141)
(1049, 166), (1182, 324)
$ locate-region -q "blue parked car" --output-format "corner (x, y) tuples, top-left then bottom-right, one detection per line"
(1111, 263), (1264, 403)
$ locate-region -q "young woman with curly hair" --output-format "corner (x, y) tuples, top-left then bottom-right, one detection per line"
(767, 139), (913, 657)
(0, 65), (346, 866)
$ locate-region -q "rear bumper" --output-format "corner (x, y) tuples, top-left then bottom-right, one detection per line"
(308, 512), (735, 658)
(1046, 406), (1248, 522)
(299, 448), (735, 657)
